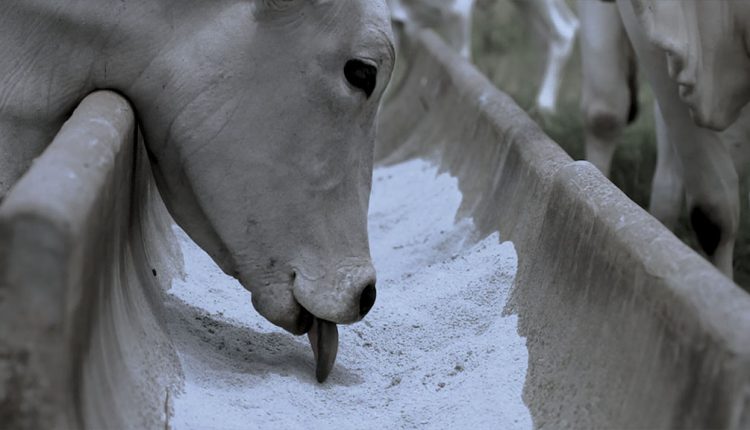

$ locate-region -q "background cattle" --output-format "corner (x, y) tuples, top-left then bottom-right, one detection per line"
(624, 0), (750, 132)
(458, 1), (750, 284)
(613, 0), (750, 279)
(388, 0), (579, 113)
(577, 0), (637, 178)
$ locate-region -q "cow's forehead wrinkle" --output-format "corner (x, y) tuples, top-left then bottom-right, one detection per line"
(300, 3), (395, 73)
(356, 25), (396, 68)
(254, 0), (394, 66)
(321, 0), (394, 44)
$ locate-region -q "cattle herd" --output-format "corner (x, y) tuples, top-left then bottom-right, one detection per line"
(391, 0), (750, 281)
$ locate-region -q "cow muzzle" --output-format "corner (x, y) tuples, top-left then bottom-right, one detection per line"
(293, 262), (377, 382)
(293, 262), (377, 324)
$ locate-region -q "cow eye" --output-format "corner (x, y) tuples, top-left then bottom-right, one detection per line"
(344, 59), (377, 98)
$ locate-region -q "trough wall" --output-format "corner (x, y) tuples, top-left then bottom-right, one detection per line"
(0, 91), (182, 430)
(378, 27), (750, 429)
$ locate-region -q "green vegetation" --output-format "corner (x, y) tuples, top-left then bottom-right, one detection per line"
(470, 0), (750, 289)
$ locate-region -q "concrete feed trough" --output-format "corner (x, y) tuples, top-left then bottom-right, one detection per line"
(1, 27), (750, 429)
(0, 92), (182, 429)
(379, 27), (750, 429)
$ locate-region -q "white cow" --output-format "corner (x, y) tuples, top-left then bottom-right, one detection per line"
(577, 0), (638, 178)
(577, 0), (679, 224)
(624, 0), (750, 132)
(612, 0), (750, 279)
(0, 0), (396, 382)
(578, 1), (684, 229)
(388, 0), (579, 113)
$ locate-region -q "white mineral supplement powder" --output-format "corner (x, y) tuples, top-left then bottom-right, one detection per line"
(167, 158), (531, 429)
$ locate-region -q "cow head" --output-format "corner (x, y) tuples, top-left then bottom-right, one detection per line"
(630, 0), (750, 130)
(131, 0), (394, 378)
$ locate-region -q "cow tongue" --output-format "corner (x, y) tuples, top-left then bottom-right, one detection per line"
(307, 317), (339, 383)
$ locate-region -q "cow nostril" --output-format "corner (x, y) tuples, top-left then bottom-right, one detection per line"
(359, 283), (376, 318)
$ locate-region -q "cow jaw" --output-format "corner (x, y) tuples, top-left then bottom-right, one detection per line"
(244, 277), (343, 382)
(307, 318), (339, 383)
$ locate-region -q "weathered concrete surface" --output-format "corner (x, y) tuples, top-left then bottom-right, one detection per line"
(379, 27), (750, 429)
(0, 91), (182, 430)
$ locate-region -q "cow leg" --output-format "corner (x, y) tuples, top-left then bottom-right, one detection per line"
(683, 147), (739, 279)
(654, 102), (739, 278)
(443, 0), (474, 60)
(649, 101), (684, 230)
(578, 0), (633, 177)
(455, 0), (474, 60)
(582, 113), (619, 178)
(619, 0), (739, 279)
(719, 106), (750, 181)
(519, 0), (578, 114)
(705, 107), (750, 273)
